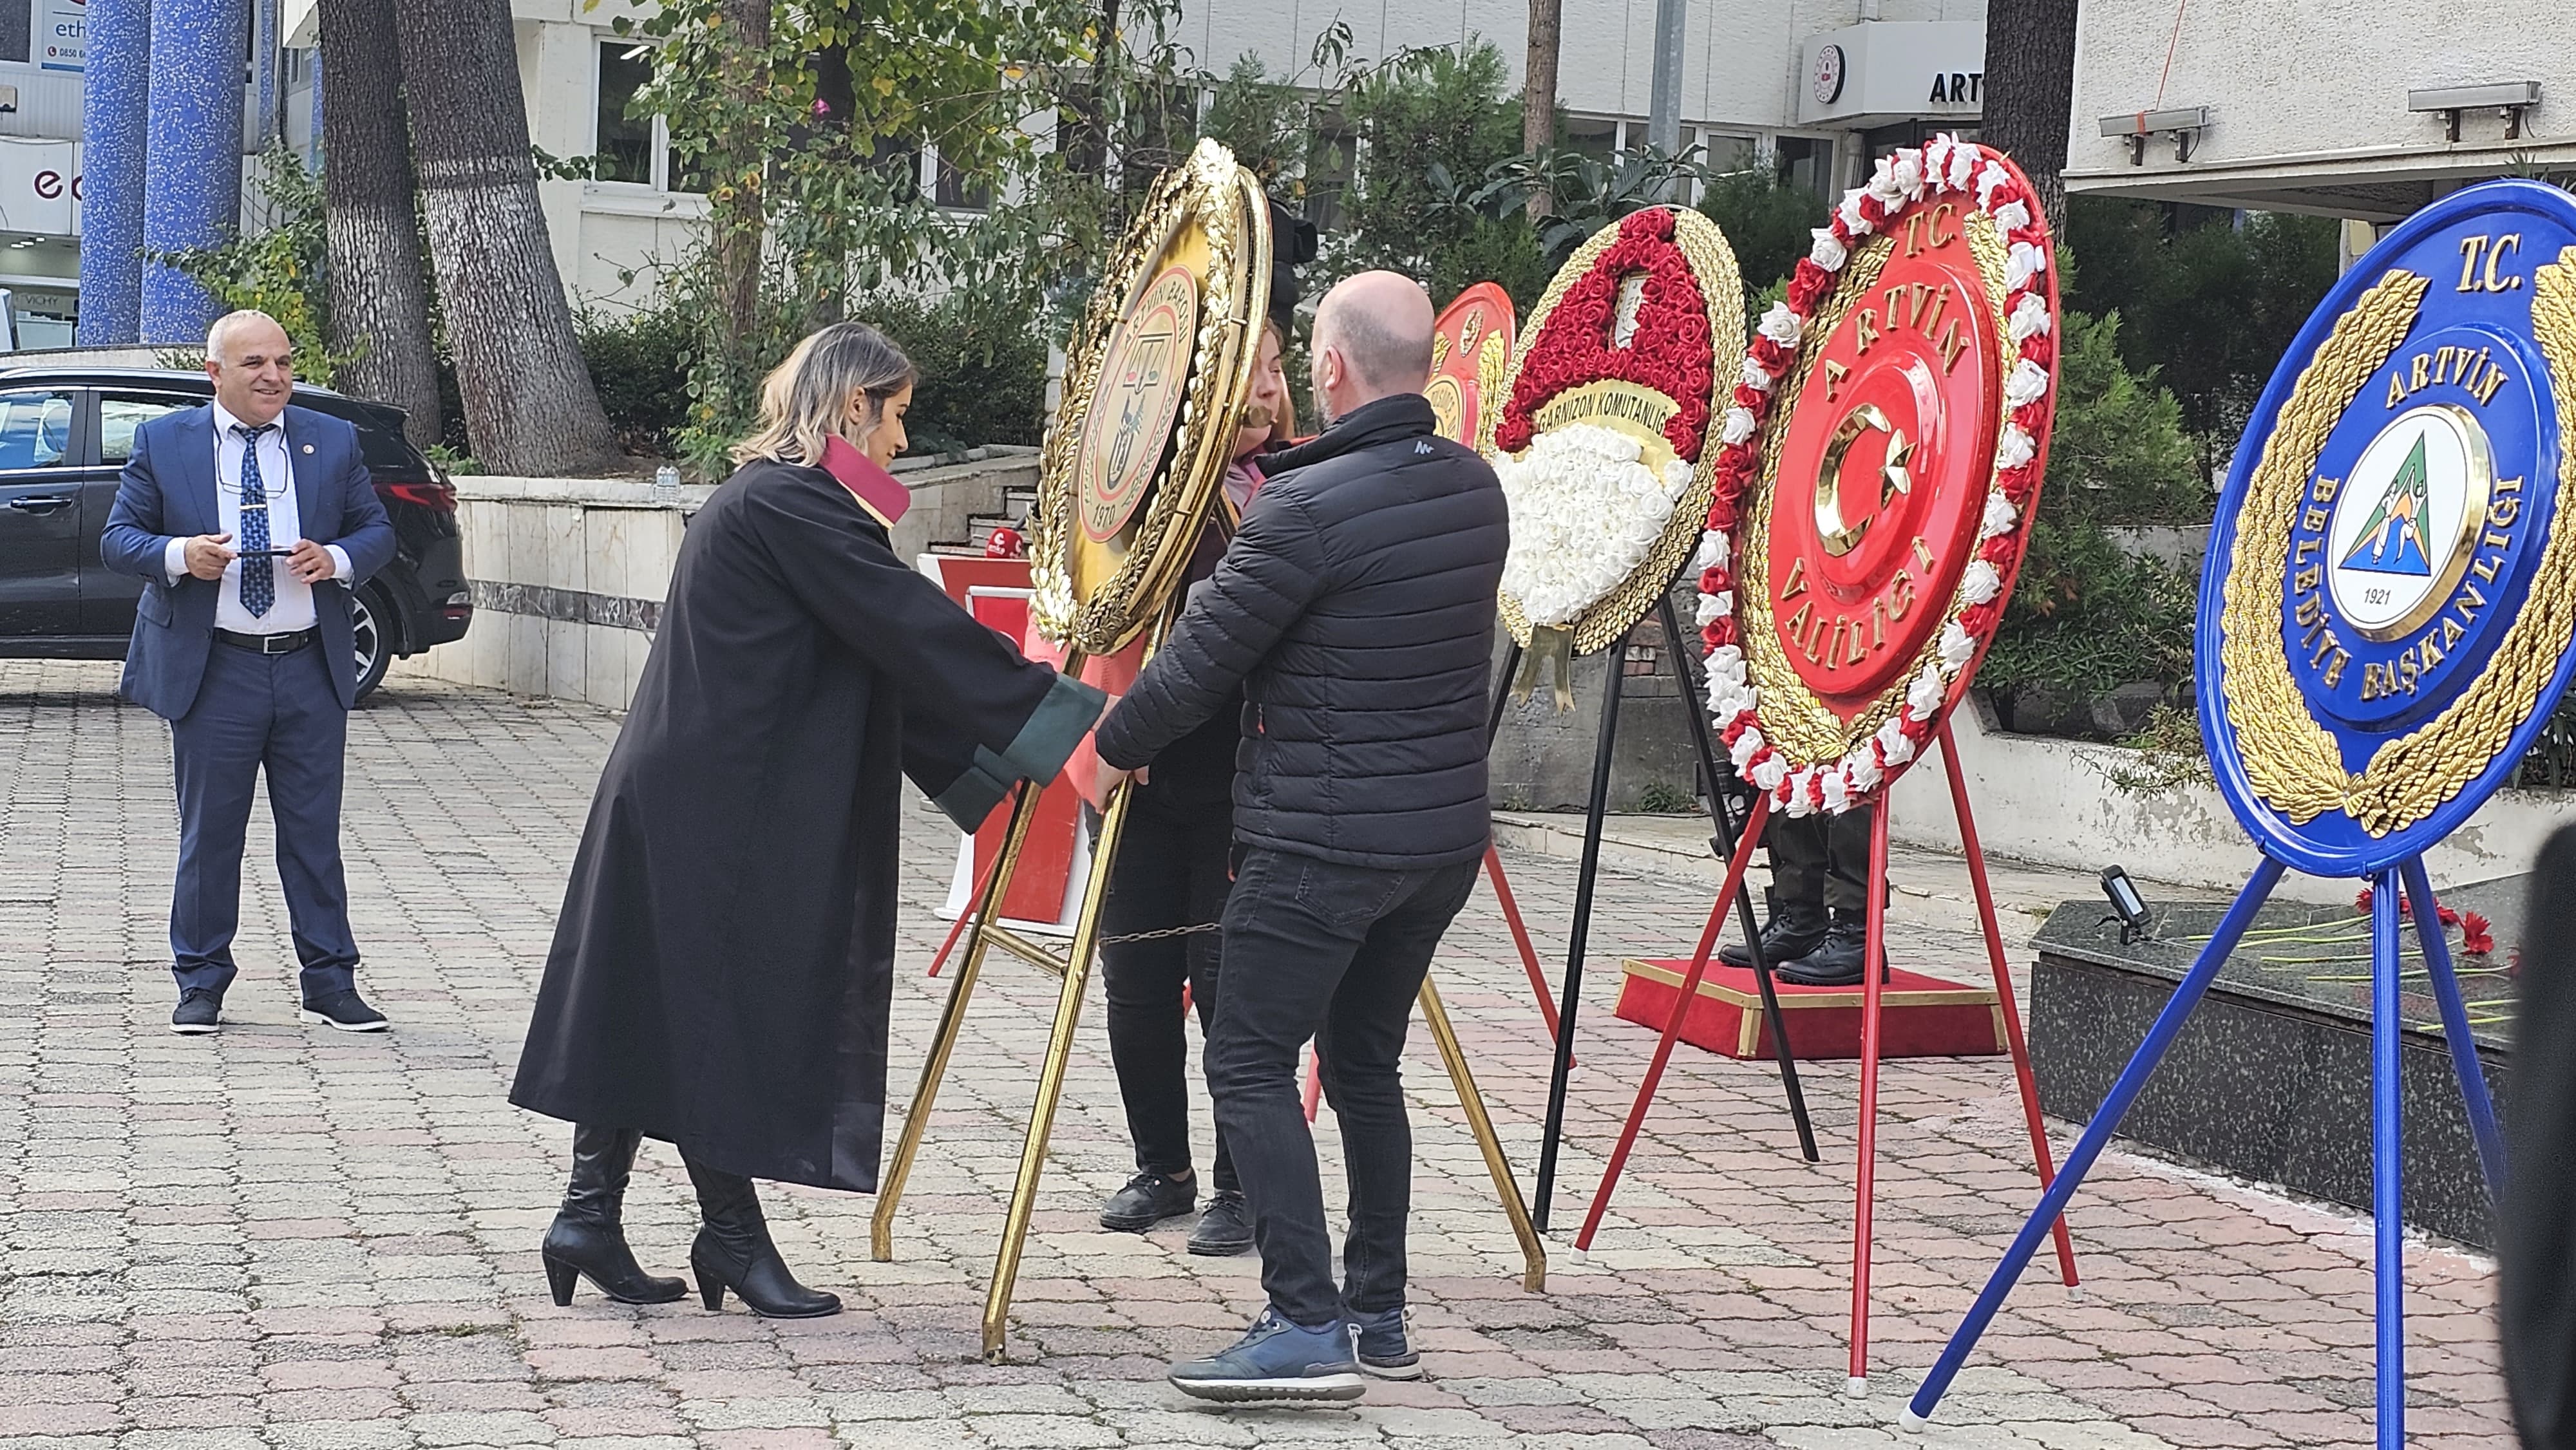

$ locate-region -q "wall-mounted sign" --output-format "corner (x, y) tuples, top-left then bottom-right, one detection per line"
(40, 0), (83, 75)
(0, 139), (82, 236)
(1796, 21), (1986, 128)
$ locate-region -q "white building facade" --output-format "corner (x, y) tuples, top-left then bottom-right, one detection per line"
(2067, 0), (2576, 225)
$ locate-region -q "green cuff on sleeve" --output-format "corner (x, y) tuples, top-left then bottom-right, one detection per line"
(929, 753), (1018, 832)
(998, 672), (1108, 786)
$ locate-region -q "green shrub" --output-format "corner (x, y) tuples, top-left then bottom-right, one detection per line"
(1981, 310), (2206, 702)
(1696, 168), (1829, 306)
(578, 307), (694, 458)
(858, 293), (1050, 456)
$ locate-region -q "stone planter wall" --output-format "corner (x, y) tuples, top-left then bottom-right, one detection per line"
(391, 450), (1040, 710)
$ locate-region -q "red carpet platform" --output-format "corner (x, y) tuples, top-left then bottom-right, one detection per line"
(1612, 958), (2005, 1059)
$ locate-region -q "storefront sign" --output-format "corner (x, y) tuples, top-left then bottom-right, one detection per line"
(1797, 21), (1985, 128)
(0, 138), (81, 236)
(40, 0), (83, 75)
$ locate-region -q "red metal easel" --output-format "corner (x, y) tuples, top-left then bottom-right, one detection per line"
(1576, 719), (2078, 1395)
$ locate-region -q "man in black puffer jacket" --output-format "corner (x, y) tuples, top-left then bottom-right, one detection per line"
(1096, 270), (1509, 1404)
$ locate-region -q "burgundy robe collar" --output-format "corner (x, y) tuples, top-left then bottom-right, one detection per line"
(819, 435), (909, 528)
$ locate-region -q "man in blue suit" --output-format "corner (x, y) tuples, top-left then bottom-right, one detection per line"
(102, 310), (399, 1035)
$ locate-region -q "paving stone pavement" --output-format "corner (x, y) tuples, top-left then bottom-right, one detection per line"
(0, 659), (2506, 1449)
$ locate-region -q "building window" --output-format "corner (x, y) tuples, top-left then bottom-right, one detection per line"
(872, 134), (922, 203)
(1303, 122), (1354, 232)
(934, 151), (990, 212)
(1562, 116), (1620, 165)
(1774, 135), (1835, 201)
(593, 42), (690, 191)
(0, 1), (28, 64)
(1693, 130), (1757, 176)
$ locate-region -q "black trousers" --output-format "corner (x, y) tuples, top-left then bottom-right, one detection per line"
(1097, 798), (1238, 1193)
(1769, 803), (1873, 914)
(1205, 845), (1481, 1326)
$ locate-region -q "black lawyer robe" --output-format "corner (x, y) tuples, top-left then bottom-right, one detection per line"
(509, 459), (1103, 1192)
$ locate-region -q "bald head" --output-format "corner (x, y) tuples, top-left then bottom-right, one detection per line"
(1311, 270), (1435, 424)
(204, 310), (294, 427)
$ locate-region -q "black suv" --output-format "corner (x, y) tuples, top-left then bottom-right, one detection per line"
(0, 368), (471, 699)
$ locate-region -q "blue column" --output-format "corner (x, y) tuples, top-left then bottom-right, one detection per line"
(254, 0), (280, 149)
(138, 0), (249, 343)
(77, 0), (151, 346)
(305, 46), (323, 172)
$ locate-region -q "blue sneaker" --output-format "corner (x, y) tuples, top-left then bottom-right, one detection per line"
(1350, 1304), (1420, 1379)
(1168, 1306), (1364, 1404)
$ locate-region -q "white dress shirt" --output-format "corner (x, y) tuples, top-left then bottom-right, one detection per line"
(162, 402), (352, 634)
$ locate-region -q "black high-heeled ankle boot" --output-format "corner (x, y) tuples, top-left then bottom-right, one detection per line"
(542, 1124), (687, 1306)
(683, 1158), (840, 1319)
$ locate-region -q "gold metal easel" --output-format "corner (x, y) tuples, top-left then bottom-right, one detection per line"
(868, 138), (1543, 1361)
(870, 607), (1545, 1360)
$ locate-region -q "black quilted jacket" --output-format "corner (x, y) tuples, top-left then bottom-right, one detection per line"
(1095, 393), (1510, 869)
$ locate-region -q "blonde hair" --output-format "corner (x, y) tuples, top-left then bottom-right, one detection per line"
(732, 321), (916, 466)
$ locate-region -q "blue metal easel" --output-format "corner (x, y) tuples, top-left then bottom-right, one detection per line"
(1905, 178), (2576, 1446)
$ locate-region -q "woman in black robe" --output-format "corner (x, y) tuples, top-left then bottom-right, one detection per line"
(510, 321), (1103, 1319)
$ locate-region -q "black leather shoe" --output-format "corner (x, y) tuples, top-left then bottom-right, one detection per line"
(684, 1158), (840, 1318)
(299, 989), (389, 1032)
(542, 1124), (686, 1306)
(1719, 890), (1828, 970)
(1099, 1170), (1196, 1232)
(1186, 1189), (1253, 1256)
(1777, 911), (1869, 987)
(170, 988), (223, 1035)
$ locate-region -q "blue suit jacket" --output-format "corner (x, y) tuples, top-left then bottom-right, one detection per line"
(100, 403), (397, 719)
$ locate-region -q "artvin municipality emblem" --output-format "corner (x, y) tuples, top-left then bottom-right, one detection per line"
(2204, 178), (2576, 872)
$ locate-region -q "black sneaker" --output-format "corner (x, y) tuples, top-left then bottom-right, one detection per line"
(1350, 1304), (1421, 1379)
(1099, 1171), (1195, 1232)
(299, 989), (390, 1033)
(1187, 1190), (1253, 1256)
(170, 988), (223, 1035)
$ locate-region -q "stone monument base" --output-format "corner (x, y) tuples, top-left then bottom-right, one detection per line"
(2028, 875), (2519, 1248)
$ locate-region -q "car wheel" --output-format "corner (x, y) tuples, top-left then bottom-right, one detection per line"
(351, 584), (395, 702)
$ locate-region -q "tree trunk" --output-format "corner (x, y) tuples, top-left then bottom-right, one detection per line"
(1980, 0), (2079, 233)
(1521, 0), (1560, 220)
(318, 0), (442, 449)
(706, 0), (769, 381)
(393, 0), (621, 475)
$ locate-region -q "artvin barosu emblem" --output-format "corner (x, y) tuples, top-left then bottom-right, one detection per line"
(2205, 178), (2576, 872)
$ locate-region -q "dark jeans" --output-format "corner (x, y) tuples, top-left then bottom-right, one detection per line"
(1097, 797), (1238, 1193)
(1205, 845), (1481, 1326)
(168, 641), (359, 999)
(1770, 804), (1873, 914)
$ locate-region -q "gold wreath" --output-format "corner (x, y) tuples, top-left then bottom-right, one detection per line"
(1027, 140), (1270, 654)
(2217, 251), (2576, 836)
(1496, 209), (1746, 656)
(1733, 214), (2011, 764)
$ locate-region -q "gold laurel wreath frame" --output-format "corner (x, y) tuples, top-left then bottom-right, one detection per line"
(883, 143), (1551, 1364)
(1428, 323), (1515, 457)
(1027, 140), (1271, 655)
(1734, 215), (2011, 764)
(2217, 251), (2576, 836)
(1497, 209), (1747, 656)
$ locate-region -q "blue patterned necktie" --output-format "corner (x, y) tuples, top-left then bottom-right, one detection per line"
(233, 423), (276, 618)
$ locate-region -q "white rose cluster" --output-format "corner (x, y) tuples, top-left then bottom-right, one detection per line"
(1495, 422), (1693, 628)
